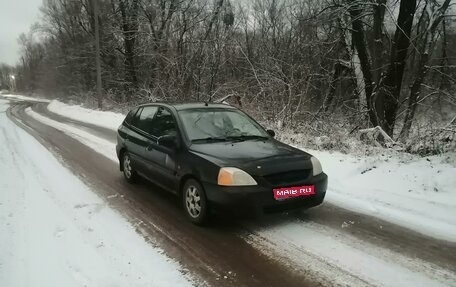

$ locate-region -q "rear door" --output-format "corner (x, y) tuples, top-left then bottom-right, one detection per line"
(142, 106), (179, 192)
(125, 106), (158, 175)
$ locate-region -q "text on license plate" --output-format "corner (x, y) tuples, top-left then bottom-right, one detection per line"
(273, 185), (315, 199)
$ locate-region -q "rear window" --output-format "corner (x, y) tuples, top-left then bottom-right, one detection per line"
(136, 106), (158, 133)
(124, 107), (139, 125)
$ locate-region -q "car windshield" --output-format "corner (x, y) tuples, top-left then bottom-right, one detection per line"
(178, 109), (269, 142)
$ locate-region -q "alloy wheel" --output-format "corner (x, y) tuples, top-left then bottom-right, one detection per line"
(123, 154), (132, 179)
(185, 185), (201, 218)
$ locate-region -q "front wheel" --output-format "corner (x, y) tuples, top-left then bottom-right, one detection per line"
(122, 152), (138, 183)
(182, 179), (208, 225)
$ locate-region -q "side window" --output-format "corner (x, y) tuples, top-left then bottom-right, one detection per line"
(136, 106), (158, 132)
(148, 107), (177, 137)
(124, 107), (138, 125)
(131, 107), (142, 127)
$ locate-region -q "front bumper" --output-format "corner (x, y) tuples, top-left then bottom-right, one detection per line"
(203, 173), (328, 214)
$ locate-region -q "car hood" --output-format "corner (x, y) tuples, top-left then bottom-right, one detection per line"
(189, 139), (312, 176)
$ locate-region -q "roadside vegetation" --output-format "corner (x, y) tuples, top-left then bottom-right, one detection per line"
(1, 0), (455, 155)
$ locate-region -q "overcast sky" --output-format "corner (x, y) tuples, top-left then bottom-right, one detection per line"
(0, 0), (43, 66)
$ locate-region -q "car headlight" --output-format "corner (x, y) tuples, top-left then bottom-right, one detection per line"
(217, 167), (257, 186)
(311, 156), (323, 176)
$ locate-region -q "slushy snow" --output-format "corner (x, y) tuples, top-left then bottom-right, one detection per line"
(25, 107), (118, 162)
(48, 100), (125, 130)
(0, 99), (194, 287)
(42, 99), (456, 242)
(2, 95), (455, 287)
(1, 93), (50, 103)
(246, 219), (456, 287)
(310, 149), (456, 242)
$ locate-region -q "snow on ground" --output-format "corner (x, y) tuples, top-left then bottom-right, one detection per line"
(245, 219), (456, 287)
(4, 97), (456, 286)
(309, 149), (456, 242)
(1, 94), (50, 103)
(25, 107), (118, 162)
(0, 99), (194, 287)
(48, 100), (125, 130)
(42, 100), (456, 242)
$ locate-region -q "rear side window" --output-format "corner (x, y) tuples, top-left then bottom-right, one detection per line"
(136, 106), (158, 132)
(147, 107), (177, 137)
(124, 107), (139, 125)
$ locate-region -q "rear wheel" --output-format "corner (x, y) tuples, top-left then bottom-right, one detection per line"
(122, 152), (138, 183)
(182, 179), (208, 225)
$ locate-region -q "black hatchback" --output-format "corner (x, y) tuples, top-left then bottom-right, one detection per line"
(116, 103), (328, 224)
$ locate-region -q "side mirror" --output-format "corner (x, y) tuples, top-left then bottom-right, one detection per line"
(267, 129), (275, 138)
(158, 135), (178, 150)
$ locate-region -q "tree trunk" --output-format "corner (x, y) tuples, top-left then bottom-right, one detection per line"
(119, 0), (139, 89)
(372, 0), (386, 85)
(374, 0), (417, 136)
(399, 53), (429, 141)
(438, 18), (449, 93)
(324, 61), (343, 111)
(399, 0), (452, 141)
(348, 2), (377, 126)
(93, 0), (103, 109)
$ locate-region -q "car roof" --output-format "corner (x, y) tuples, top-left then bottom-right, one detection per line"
(137, 102), (237, 111)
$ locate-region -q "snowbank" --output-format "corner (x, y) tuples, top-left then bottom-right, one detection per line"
(246, 220), (455, 287)
(309, 149), (456, 242)
(26, 107), (118, 162)
(0, 93), (50, 103)
(48, 100), (125, 130)
(0, 100), (193, 286)
(38, 99), (456, 241)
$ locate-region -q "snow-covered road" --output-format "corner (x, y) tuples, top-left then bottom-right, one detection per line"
(0, 99), (194, 287)
(2, 95), (456, 287)
(246, 218), (455, 287)
(44, 99), (456, 242)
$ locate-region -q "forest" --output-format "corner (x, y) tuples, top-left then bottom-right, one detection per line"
(1, 0), (455, 154)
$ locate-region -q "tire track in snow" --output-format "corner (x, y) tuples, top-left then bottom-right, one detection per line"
(10, 100), (456, 287)
(243, 217), (456, 287)
(35, 100), (456, 270)
(9, 101), (317, 287)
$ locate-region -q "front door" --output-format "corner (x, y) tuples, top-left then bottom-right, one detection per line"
(142, 107), (179, 192)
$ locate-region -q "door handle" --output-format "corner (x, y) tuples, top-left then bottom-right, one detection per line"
(146, 142), (154, 151)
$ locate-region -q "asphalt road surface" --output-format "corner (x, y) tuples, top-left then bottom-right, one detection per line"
(6, 100), (456, 287)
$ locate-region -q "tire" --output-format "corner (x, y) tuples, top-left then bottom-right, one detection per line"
(122, 152), (138, 183)
(182, 179), (208, 225)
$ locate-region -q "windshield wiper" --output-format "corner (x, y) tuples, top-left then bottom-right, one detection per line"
(226, 135), (270, 142)
(192, 135), (269, 143)
(192, 137), (228, 143)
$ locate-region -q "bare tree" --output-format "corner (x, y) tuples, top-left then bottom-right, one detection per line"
(374, 0), (418, 136)
(399, 0), (452, 140)
(13, 0), (456, 152)
(117, 0), (140, 89)
(347, 0), (377, 126)
(93, 0), (103, 108)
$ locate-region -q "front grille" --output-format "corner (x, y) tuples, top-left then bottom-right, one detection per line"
(263, 169), (311, 186)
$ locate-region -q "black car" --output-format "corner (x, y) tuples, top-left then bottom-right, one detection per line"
(116, 102), (328, 224)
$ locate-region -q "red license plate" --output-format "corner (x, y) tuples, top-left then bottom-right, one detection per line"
(273, 185), (315, 200)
